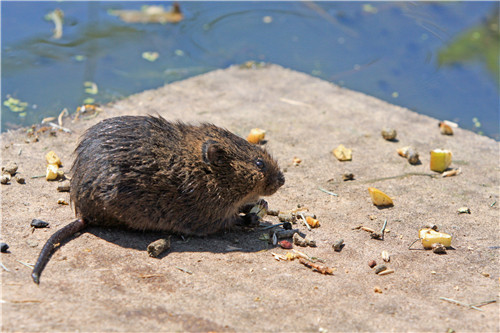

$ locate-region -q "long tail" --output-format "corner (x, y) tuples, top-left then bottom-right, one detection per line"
(32, 218), (87, 284)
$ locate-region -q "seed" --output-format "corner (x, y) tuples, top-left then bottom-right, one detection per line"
(147, 237), (171, 258)
(378, 269), (395, 276)
(381, 128), (397, 141)
(381, 250), (390, 262)
(332, 239), (344, 252)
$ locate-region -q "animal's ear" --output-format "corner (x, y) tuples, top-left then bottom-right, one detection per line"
(202, 140), (226, 165)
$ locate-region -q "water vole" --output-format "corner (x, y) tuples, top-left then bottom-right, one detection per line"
(32, 115), (284, 284)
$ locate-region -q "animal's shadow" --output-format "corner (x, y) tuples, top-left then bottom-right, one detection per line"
(86, 223), (279, 259)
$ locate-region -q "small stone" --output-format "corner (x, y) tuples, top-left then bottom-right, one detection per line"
(481, 272), (490, 277)
(381, 128), (397, 141)
(31, 219), (49, 228)
(0, 242), (9, 253)
(2, 162), (18, 176)
(332, 239), (344, 252)
(368, 260), (377, 268)
(342, 173), (354, 181)
(282, 222), (292, 230)
(431, 243), (447, 254)
(374, 286), (383, 293)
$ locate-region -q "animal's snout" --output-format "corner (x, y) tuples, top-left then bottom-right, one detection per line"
(277, 172), (285, 187)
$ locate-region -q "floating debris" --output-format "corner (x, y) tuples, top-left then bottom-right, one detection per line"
(45, 8), (64, 39)
(109, 3), (183, 24)
(247, 128), (266, 144)
(3, 97), (28, 113)
(142, 51), (159, 62)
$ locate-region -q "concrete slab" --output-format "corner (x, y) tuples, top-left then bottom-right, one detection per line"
(1, 64), (498, 332)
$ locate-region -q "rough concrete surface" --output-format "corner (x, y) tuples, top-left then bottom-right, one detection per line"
(1, 64), (498, 332)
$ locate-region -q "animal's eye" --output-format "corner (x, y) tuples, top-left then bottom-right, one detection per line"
(255, 158), (266, 170)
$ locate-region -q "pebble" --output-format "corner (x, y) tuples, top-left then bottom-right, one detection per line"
(0, 242), (9, 253)
(31, 219), (50, 228)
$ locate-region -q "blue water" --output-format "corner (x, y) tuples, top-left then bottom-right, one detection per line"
(2, 1), (499, 139)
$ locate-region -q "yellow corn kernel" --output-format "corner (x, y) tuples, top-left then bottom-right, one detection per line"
(430, 149), (452, 173)
(368, 187), (393, 207)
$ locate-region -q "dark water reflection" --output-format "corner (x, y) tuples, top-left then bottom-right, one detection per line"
(2, 1), (498, 139)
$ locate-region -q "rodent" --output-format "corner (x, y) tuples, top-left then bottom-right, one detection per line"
(32, 115), (285, 284)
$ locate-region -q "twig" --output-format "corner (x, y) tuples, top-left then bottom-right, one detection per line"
(259, 223), (284, 230)
(31, 174), (46, 179)
(439, 297), (483, 311)
(16, 260), (34, 269)
(300, 213), (311, 231)
(48, 122), (71, 133)
(175, 266), (192, 275)
(380, 219), (388, 235)
(470, 299), (497, 308)
(0, 262), (10, 272)
(328, 172), (438, 185)
(408, 238), (421, 250)
(318, 187), (338, 197)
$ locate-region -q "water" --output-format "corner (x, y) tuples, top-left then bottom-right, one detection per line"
(2, 1), (499, 139)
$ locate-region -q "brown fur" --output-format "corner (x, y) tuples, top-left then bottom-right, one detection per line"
(70, 115), (285, 236)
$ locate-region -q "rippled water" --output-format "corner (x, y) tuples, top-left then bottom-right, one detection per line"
(2, 1), (499, 139)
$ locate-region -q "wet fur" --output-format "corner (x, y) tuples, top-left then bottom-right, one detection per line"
(70, 115), (284, 236)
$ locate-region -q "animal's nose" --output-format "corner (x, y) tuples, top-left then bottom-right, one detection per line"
(277, 172), (285, 187)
